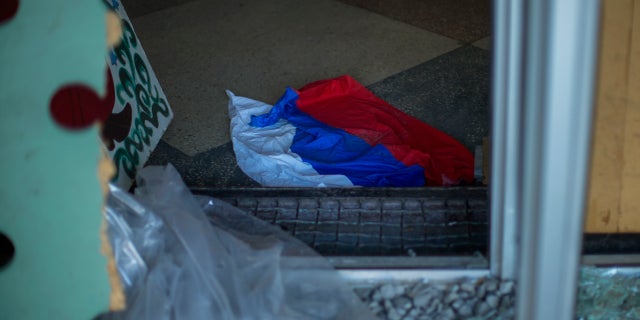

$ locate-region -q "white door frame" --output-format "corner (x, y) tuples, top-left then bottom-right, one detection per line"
(490, 0), (601, 319)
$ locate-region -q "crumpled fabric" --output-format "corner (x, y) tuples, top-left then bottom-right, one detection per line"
(229, 75), (474, 187)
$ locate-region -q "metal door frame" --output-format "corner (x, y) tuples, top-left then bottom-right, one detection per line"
(491, 0), (601, 319)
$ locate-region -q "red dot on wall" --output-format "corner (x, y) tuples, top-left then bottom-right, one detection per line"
(0, 0), (19, 24)
(49, 68), (115, 130)
(49, 72), (115, 129)
(50, 84), (106, 130)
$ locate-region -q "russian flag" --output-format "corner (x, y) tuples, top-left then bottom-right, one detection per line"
(228, 75), (474, 187)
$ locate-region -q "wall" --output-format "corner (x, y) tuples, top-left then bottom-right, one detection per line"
(586, 0), (640, 232)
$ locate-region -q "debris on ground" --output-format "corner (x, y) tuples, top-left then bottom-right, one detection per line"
(355, 277), (515, 320)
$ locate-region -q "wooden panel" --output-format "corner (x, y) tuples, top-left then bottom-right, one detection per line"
(586, 0), (638, 232)
(619, 1), (640, 231)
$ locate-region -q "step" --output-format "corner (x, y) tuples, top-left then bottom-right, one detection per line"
(192, 186), (489, 257)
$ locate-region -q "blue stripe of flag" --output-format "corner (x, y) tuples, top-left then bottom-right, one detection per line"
(252, 89), (425, 187)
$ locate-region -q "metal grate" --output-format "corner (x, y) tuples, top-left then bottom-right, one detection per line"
(192, 187), (489, 256)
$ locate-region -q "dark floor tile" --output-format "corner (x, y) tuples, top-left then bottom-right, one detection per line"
(228, 166), (260, 187)
(367, 45), (490, 152)
(338, 0), (491, 43)
(187, 143), (234, 186)
(144, 139), (194, 180)
(122, 0), (199, 18)
(146, 140), (259, 188)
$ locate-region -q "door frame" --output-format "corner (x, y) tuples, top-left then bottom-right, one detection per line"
(491, 0), (601, 319)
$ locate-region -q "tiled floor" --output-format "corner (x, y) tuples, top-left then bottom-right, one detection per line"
(126, 0), (492, 187)
(337, 0), (491, 43)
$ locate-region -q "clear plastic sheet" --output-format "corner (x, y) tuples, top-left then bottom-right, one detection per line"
(105, 164), (374, 320)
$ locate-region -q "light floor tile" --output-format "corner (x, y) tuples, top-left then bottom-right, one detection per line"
(132, 0), (461, 155)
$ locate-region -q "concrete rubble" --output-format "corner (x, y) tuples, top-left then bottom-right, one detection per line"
(355, 277), (516, 320)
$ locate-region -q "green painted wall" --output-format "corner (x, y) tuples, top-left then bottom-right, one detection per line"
(0, 1), (111, 319)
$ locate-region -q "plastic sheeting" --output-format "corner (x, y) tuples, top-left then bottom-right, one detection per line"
(105, 164), (374, 319)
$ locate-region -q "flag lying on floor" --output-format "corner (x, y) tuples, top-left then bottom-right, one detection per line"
(228, 75), (474, 187)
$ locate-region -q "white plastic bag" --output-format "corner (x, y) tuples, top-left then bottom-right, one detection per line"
(105, 164), (374, 319)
